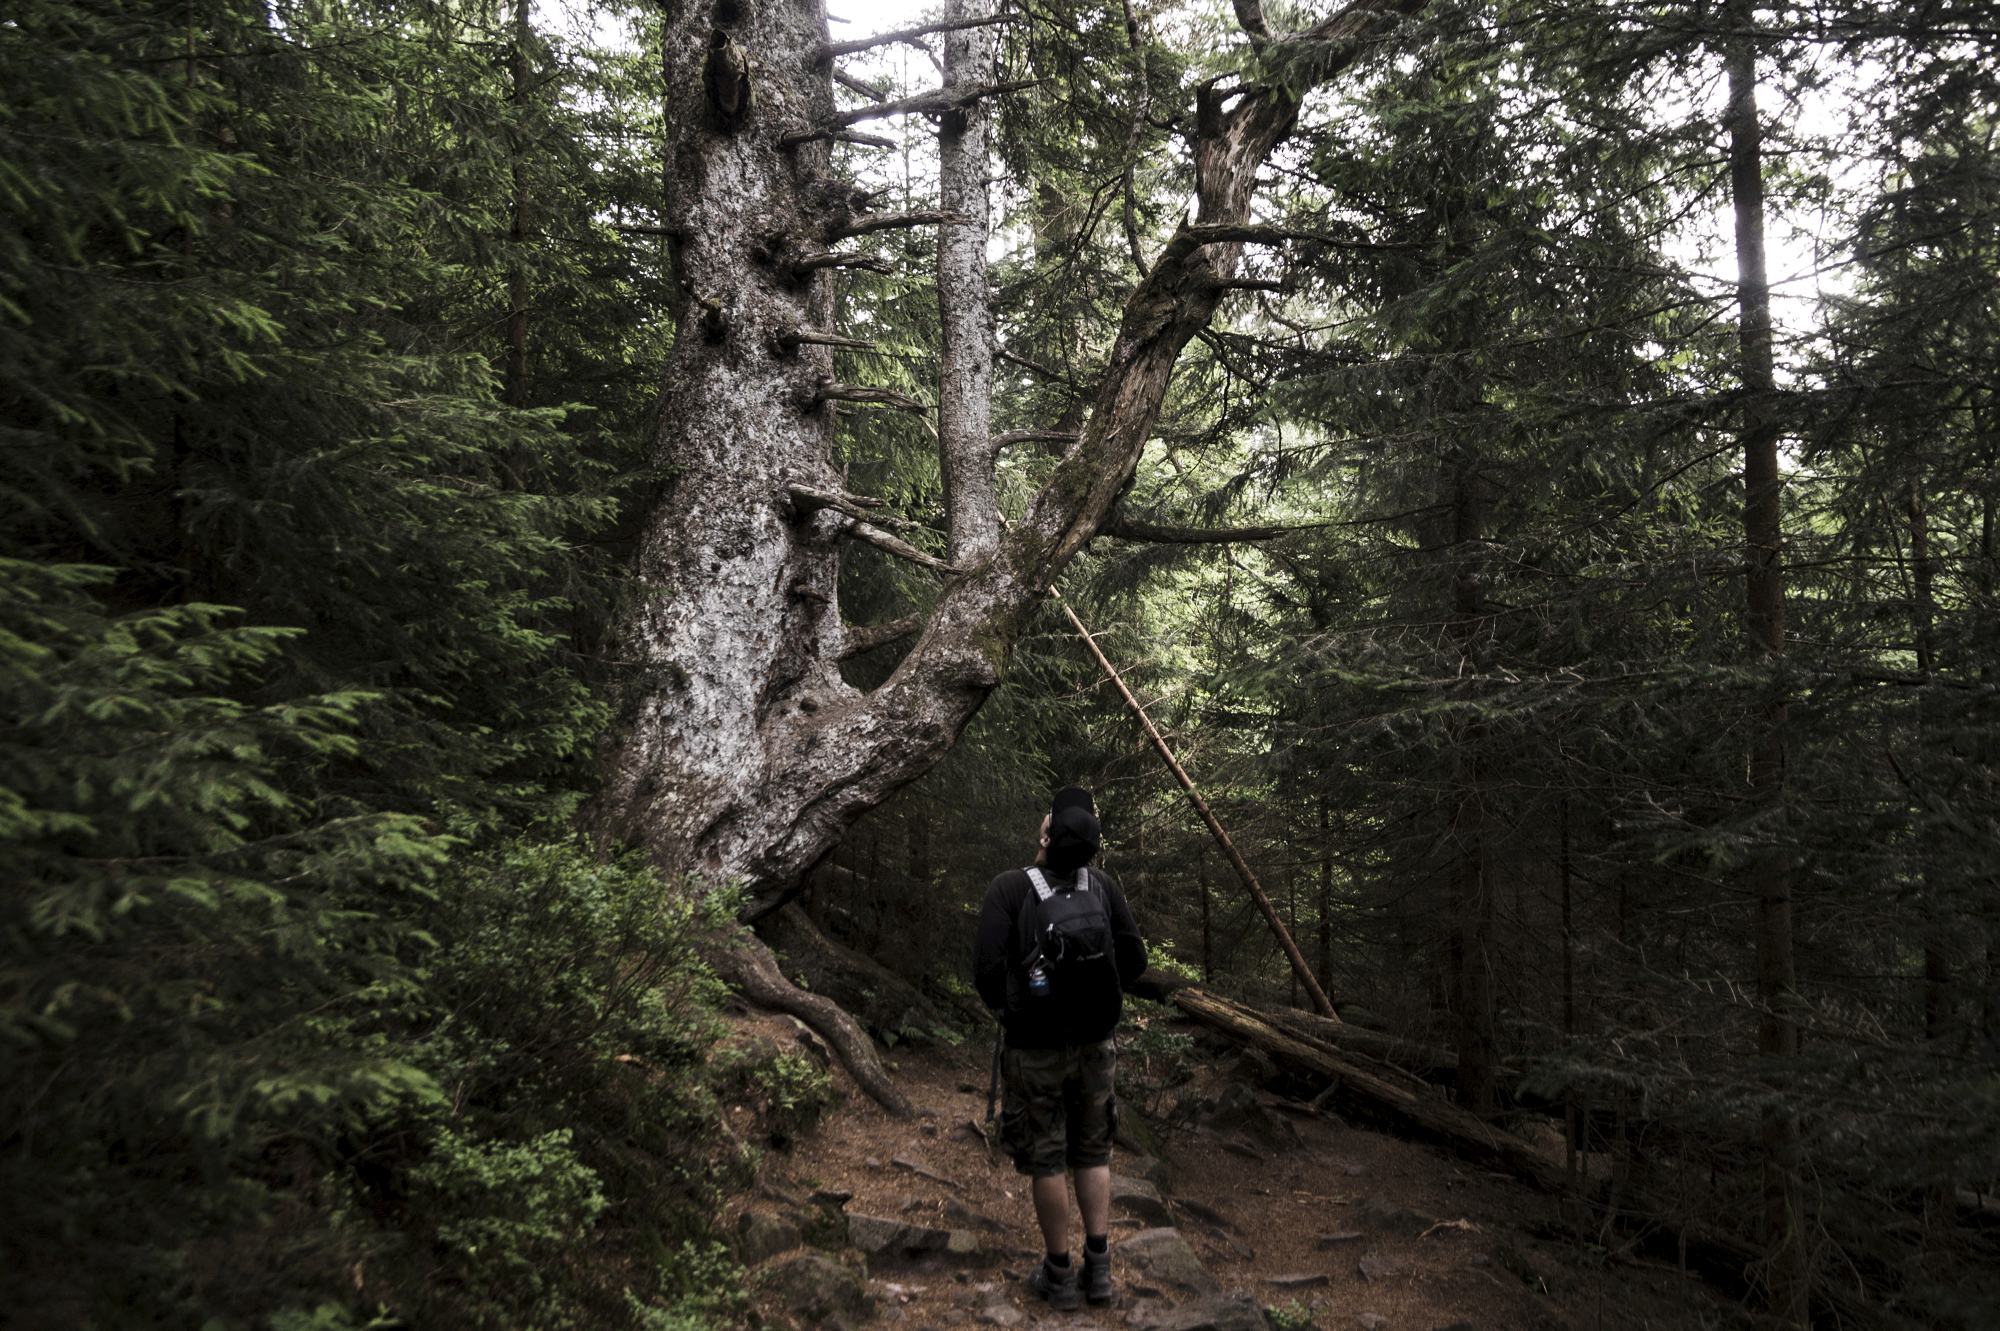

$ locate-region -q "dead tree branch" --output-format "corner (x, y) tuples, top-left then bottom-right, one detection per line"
(832, 67), (890, 100)
(812, 79), (1040, 132)
(992, 429), (1079, 453)
(787, 482), (917, 531)
(819, 14), (1018, 59)
(1099, 514), (1317, 543)
(792, 251), (897, 276)
(841, 519), (955, 571)
(830, 209), (966, 239)
(815, 381), (929, 413)
(838, 614), (925, 659)
(772, 326), (879, 353)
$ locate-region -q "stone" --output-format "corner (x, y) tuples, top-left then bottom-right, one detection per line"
(894, 1154), (963, 1189)
(1124, 1301), (1172, 1330)
(1169, 1198), (1235, 1230)
(1430, 1323), (1476, 1331)
(1316, 1232), (1363, 1249)
(1341, 1164), (1372, 1178)
(1147, 1292), (1269, 1331)
(1200, 1083), (1302, 1152)
(1117, 1228), (1220, 1295)
(760, 1253), (873, 1322)
(738, 1210), (803, 1265)
(1264, 1274), (1330, 1288)
(945, 1313), (970, 1326)
(1109, 1175), (1171, 1226)
(979, 1307), (1025, 1328)
(1121, 1154), (1169, 1186)
(945, 1199), (1010, 1233)
(867, 1156), (887, 1170)
(1489, 1240), (1546, 1294)
(1357, 1315), (1386, 1331)
(1357, 1253), (1406, 1281)
(1354, 1199), (1435, 1236)
(849, 1213), (959, 1260)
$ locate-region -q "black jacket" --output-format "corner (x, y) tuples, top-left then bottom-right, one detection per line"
(972, 866), (1147, 1049)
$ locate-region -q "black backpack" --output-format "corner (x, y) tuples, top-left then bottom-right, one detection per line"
(1023, 867), (1116, 993)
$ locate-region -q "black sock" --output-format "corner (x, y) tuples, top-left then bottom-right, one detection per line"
(1084, 1234), (1108, 1256)
(1046, 1250), (1071, 1269)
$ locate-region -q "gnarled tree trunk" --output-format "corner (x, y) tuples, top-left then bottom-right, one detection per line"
(587, 0), (1428, 1106)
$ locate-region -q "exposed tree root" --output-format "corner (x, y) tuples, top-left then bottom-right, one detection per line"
(708, 930), (914, 1119)
(754, 902), (949, 1043)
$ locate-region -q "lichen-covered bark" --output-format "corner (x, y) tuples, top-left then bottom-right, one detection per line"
(592, 0), (1428, 920)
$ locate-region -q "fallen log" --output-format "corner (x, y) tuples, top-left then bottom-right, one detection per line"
(1168, 985), (1568, 1193)
(1260, 1006), (1458, 1079)
(1168, 983), (1914, 1330)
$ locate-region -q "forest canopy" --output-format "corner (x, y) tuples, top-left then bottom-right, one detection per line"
(2, 0), (1998, 1327)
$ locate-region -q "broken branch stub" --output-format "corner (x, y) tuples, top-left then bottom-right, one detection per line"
(814, 381), (929, 414)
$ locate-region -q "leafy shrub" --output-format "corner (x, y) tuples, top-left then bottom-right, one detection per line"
(336, 841), (741, 1327)
(639, 1239), (752, 1326)
(714, 1037), (838, 1148)
(1263, 1301), (1316, 1331)
(409, 1127), (607, 1285)
(1116, 1003), (1199, 1119)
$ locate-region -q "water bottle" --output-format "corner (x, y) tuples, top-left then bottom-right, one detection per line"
(1027, 959), (1050, 998)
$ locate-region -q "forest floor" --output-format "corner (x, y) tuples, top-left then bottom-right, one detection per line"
(717, 1005), (1740, 1331)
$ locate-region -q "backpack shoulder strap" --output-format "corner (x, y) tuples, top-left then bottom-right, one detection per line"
(1025, 867), (1056, 901)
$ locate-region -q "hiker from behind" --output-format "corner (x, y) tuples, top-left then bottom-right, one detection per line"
(973, 787), (1147, 1311)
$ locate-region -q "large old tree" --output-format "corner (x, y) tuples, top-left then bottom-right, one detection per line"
(588, 0), (1427, 1106)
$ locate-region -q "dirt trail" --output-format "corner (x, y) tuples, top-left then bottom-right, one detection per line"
(722, 1011), (1730, 1331)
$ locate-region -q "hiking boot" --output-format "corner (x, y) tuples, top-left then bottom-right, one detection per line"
(1081, 1249), (1117, 1306)
(1028, 1257), (1080, 1312)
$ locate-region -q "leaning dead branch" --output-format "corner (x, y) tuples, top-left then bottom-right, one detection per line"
(838, 614), (924, 659)
(818, 13), (1018, 59)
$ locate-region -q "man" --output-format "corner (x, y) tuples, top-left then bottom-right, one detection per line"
(973, 787), (1148, 1311)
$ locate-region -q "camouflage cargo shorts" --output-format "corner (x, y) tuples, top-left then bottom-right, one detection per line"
(998, 1039), (1118, 1178)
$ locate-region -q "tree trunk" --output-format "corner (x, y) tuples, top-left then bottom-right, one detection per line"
(937, 0), (998, 567)
(588, 0), (1431, 920)
(584, 0), (1426, 1114)
(1448, 456), (1498, 1114)
(1317, 797), (1333, 997)
(1725, 5), (1807, 1323)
